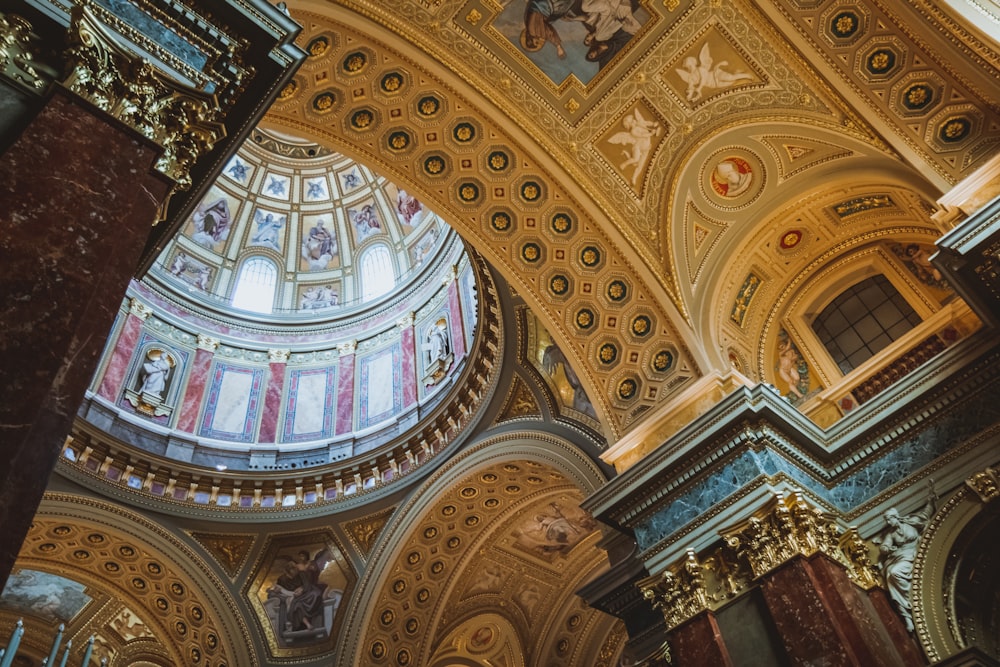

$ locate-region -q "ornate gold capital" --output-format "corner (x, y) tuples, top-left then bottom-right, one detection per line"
(196, 334), (220, 352)
(62, 4), (224, 190)
(0, 13), (52, 91)
(723, 491), (843, 579)
(337, 340), (357, 355)
(965, 467), (999, 503)
(642, 492), (882, 632)
(128, 298), (153, 320)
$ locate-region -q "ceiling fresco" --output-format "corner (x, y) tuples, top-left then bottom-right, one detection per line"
(2, 1), (999, 666)
(266, 0), (998, 437)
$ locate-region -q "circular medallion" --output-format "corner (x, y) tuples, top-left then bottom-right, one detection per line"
(710, 156), (753, 198)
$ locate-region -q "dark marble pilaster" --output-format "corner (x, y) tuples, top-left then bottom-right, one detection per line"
(670, 612), (734, 667)
(0, 89), (172, 587)
(758, 554), (921, 667)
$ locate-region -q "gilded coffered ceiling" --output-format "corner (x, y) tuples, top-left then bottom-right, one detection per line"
(261, 0), (999, 438)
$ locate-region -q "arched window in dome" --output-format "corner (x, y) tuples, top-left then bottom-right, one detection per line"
(231, 256), (278, 313)
(360, 244), (396, 301)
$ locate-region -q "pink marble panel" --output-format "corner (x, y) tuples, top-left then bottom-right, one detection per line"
(447, 281), (466, 360)
(335, 352), (356, 435)
(400, 325), (417, 407)
(258, 362), (286, 443)
(176, 347), (214, 433)
(96, 312), (142, 401)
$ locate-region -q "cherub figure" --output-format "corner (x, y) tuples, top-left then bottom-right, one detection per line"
(607, 107), (660, 186)
(676, 43), (754, 103)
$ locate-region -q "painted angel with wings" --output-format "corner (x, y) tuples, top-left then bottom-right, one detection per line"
(676, 43), (754, 103)
(607, 107), (661, 186)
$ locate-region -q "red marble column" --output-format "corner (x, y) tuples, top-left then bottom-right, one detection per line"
(0, 89), (173, 587)
(669, 612), (734, 666)
(258, 349), (289, 443)
(335, 341), (356, 436)
(757, 553), (922, 667)
(96, 299), (151, 401)
(399, 315), (417, 408)
(176, 335), (219, 434)
(446, 271), (467, 361)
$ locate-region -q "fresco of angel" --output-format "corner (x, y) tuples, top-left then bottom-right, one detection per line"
(676, 43), (754, 103)
(607, 107), (661, 186)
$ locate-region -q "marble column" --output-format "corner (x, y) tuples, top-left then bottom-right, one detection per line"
(96, 298), (153, 401)
(757, 553), (922, 667)
(335, 341), (356, 436)
(176, 334), (219, 434)
(398, 314), (417, 408)
(259, 349), (289, 443)
(669, 612), (733, 666)
(0, 89), (173, 587)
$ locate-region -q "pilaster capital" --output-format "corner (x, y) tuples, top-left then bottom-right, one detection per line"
(268, 348), (291, 363)
(196, 334), (220, 352)
(128, 298), (154, 320)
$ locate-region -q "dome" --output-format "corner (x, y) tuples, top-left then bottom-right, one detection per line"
(149, 128), (454, 325)
(72, 129), (497, 500)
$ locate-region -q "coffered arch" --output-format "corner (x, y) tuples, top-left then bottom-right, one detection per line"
(12, 493), (254, 667)
(262, 3), (709, 440)
(338, 430), (607, 667)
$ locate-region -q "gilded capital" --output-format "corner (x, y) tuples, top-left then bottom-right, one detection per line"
(128, 298), (154, 320)
(965, 467), (999, 503)
(722, 492), (843, 579)
(196, 334), (220, 352)
(268, 348), (291, 363)
(61, 4), (223, 191)
(337, 341), (357, 355)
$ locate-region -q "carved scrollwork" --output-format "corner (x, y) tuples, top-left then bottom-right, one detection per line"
(640, 544), (751, 631)
(642, 492), (883, 632)
(965, 466), (999, 503)
(0, 12), (55, 91)
(62, 3), (224, 190)
(723, 491), (845, 579)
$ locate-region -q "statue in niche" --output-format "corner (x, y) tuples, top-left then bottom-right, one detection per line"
(872, 480), (937, 633)
(125, 348), (176, 418)
(422, 318), (454, 387)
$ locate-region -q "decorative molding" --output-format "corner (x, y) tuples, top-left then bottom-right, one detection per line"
(188, 532), (256, 580)
(641, 491), (880, 631)
(62, 4), (224, 190)
(0, 13), (53, 92)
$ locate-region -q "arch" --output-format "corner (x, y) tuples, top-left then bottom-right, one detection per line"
(912, 468), (1000, 662)
(258, 6), (707, 438)
(21, 493), (256, 667)
(336, 429), (606, 667)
